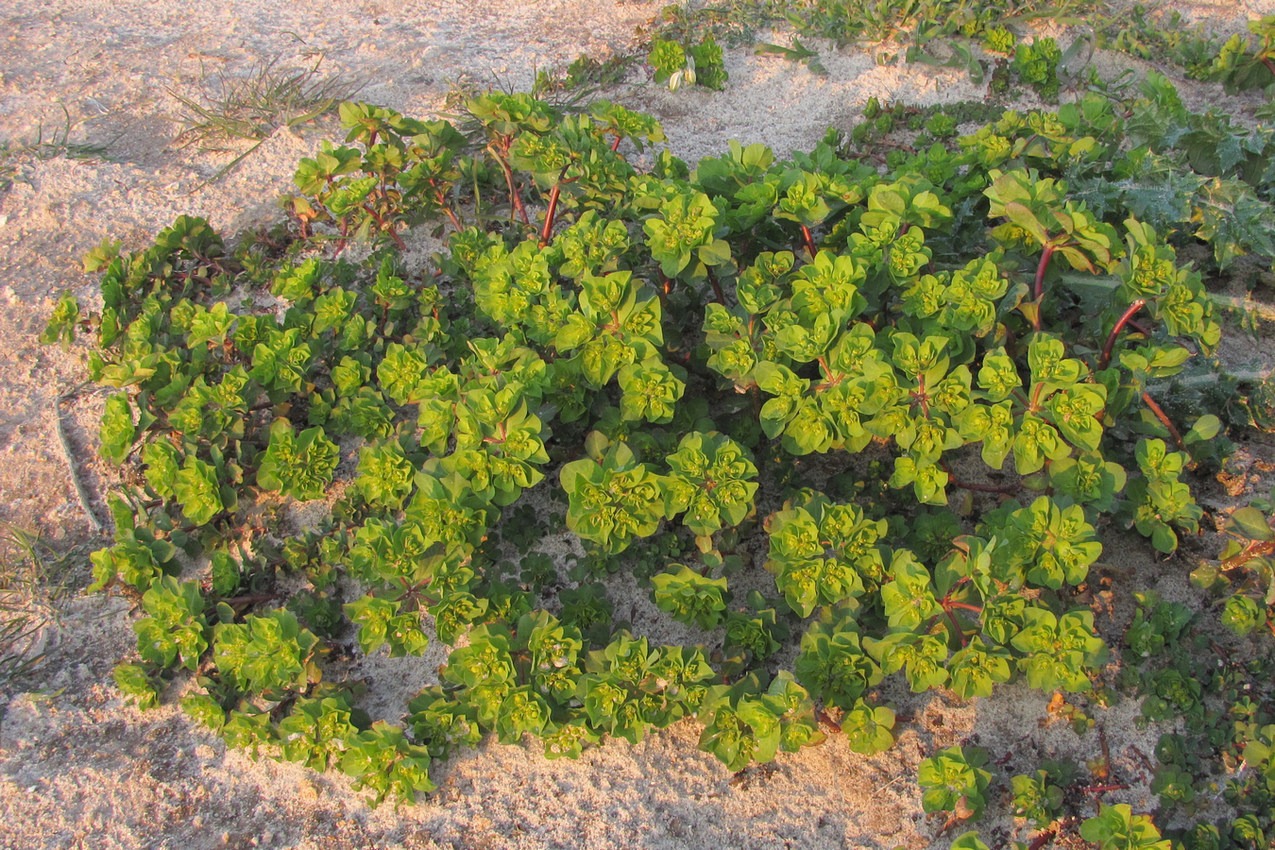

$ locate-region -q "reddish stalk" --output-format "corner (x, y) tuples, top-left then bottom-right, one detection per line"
(506, 167), (530, 224)
(222, 593), (280, 606)
(540, 182), (563, 247)
(429, 179), (463, 232)
(1220, 538), (1275, 573)
(937, 587), (982, 647)
(943, 607), (969, 647)
(1127, 318), (1153, 337)
(1099, 298), (1146, 370)
(490, 142), (530, 225)
(800, 224), (818, 258)
(656, 273), (672, 311)
(362, 204), (406, 251)
(706, 268), (726, 304)
(909, 372), (931, 418)
(1030, 380), (1046, 411)
(1032, 242), (1056, 331)
(610, 135), (623, 152)
(1141, 391), (1185, 450)
(539, 165), (575, 247)
(940, 462), (1020, 495)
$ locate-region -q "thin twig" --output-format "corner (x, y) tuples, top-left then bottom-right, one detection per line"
(54, 385), (105, 533)
(940, 461), (1020, 495)
(1079, 783), (1129, 794)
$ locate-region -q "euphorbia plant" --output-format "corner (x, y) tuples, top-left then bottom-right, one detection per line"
(48, 77), (1255, 826)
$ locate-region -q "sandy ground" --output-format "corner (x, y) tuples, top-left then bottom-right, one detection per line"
(2, 1), (1275, 848)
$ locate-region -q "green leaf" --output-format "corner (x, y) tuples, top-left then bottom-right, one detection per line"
(1220, 594), (1266, 636)
(1079, 804), (1170, 850)
(172, 458), (225, 526)
(1228, 506), (1274, 541)
(950, 833), (990, 850)
(113, 663), (160, 709)
(256, 419), (339, 501)
(651, 565), (729, 629)
(841, 700), (895, 754)
(917, 745), (991, 818)
(560, 435), (674, 555)
(213, 610), (320, 697)
(99, 393), (136, 464)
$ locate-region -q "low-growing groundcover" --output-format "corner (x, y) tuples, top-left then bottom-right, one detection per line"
(41, 65), (1275, 847)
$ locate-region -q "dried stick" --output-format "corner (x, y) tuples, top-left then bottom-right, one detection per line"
(54, 385), (105, 533)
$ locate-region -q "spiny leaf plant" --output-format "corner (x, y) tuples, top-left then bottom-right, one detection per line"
(44, 70), (1275, 833)
(1098, 9), (1275, 94)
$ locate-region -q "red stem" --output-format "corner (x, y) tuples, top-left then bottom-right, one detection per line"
(1030, 380), (1045, 411)
(1127, 318), (1154, 337)
(222, 593), (280, 605)
(656, 274), (672, 311)
(1033, 242), (1056, 331)
(1220, 538), (1275, 572)
(940, 462), (1020, 495)
(491, 139), (530, 225)
(1141, 391), (1185, 450)
(706, 268), (725, 304)
(429, 179), (463, 232)
(912, 372), (931, 419)
(539, 164), (575, 247)
(800, 224), (818, 258)
(610, 135), (623, 152)
(943, 607), (968, 647)
(1098, 298), (1146, 370)
(362, 204), (406, 251)
(540, 183), (563, 247)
